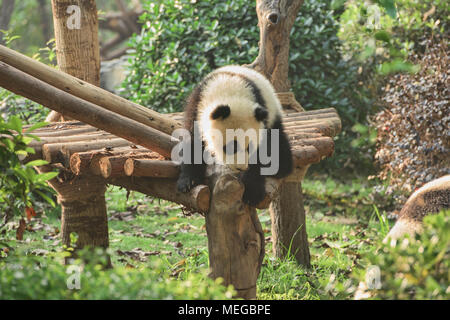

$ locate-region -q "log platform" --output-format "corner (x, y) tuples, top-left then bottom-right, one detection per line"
(23, 108), (340, 213)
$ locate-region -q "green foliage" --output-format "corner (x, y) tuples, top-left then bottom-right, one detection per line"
(122, 0), (259, 112)
(359, 210), (450, 299)
(339, 0), (448, 74)
(0, 116), (57, 221)
(0, 247), (235, 299)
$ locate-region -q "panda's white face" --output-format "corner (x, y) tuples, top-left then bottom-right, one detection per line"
(199, 98), (267, 172)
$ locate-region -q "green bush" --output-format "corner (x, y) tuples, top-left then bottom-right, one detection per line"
(122, 0), (375, 173)
(0, 248), (235, 299)
(339, 0), (448, 73)
(355, 210), (449, 299)
(0, 115), (57, 222)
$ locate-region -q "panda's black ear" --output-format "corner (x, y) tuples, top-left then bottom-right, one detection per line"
(254, 107), (268, 122)
(211, 105), (230, 120)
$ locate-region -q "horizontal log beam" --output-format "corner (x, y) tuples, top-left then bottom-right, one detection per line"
(99, 154), (162, 178)
(0, 45), (181, 135)
(0, 62), (178, 158)
(124, 159), (180, 178)
(70, 147), (152, 175)
(110, 177), (210, 213)
(43, 138), (133, 166)
(292, 145), (321, 167)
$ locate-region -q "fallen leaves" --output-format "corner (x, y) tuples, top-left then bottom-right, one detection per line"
(116, 248), (172, 262)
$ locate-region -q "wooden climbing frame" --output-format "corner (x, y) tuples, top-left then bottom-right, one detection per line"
(0, 0), (342, 299)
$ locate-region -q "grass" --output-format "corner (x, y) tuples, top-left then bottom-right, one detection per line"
(0, 175), (397, 299)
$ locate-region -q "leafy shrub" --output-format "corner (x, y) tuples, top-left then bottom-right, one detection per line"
(359, 210), (449, 299)
(122, 0), (375, 173)
(122, 0), (259, 113)
(374, 35), (449, 196)
(0, 247), (235, 299)
(0, 116), (57, 223)
(339, 0), (448, 72)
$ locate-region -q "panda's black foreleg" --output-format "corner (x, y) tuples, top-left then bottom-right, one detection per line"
(269, 118), (293, 179)
(176, 134), (206, 193)
(273, 126), (293, 179)
(241, 163), (266, 206)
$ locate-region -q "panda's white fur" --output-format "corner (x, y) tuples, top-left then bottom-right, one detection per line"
(196, 65), (283, 171)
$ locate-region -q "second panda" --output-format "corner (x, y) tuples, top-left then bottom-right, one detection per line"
(176, 65), (293, 206)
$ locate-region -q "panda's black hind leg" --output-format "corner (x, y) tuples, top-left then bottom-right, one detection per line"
(241, 165), (266, 206)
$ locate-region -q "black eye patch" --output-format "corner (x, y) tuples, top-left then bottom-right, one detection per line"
(223, 140), (240, 155)
(211, 105), (231, 120)
(254, 107), (268, 122)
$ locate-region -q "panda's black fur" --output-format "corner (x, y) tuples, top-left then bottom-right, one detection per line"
(176, 65), (293, 206)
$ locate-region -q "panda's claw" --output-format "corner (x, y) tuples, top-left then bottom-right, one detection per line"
(176, 176), (194, 193)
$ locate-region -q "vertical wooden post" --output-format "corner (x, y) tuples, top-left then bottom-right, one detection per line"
(47, 0), (100, 122)
(270, 170), (310, 266)
(44, 0), (109, 257)
(249, 0), (311, 267)
(206, 171), (265, 299)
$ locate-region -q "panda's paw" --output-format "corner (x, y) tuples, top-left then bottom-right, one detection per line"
(242, 184), (266, 206)
(176, 175), (199, 193)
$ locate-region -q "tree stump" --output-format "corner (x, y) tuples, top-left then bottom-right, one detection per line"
(205, 168), (265, 299)
(38, 167), (109, 252)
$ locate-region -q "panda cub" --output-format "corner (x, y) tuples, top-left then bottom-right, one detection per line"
(176, 65), (293, 206)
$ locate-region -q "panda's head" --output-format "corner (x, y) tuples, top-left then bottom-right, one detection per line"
(200, 98), (268, 172)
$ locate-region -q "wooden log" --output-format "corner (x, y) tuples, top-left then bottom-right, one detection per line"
(283, 112), (339, 123)
(70, 146), (151, 175)
(284, 108), (336, 117)
(31, 126), (100, 137)
(205, 171), (265, 299)
(99, 154), (163, 178)
(42, 138), (133, 166)
(124, 159), (180, 178)
(270, 180), (310, 267)
(22, 132), (114, 163)
(0, 62), (178, 158)
(0, 45), (182, 134)
(284, 118), (341, 129)
(293, 137), (334, 158)
(47, 0), (101, 122)
(288, 132), (322, 141)
(37, 165), (110, 260)
(292, 145), (321, 167)
(248, 0), (305, 92)
(110, 177), (210, 214)
(285, 122), (339, 137)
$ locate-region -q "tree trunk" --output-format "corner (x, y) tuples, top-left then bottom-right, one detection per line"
(249, 0), (304, 92)
(205, 171), (265, 299)
(249, 0), (310, 266)
(37, 0), (52, 45)
(270, 177), (310, 267)
(47, 0), (100, 122)
(43, 0), (109, 263)
(0, 0), (15, 45)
